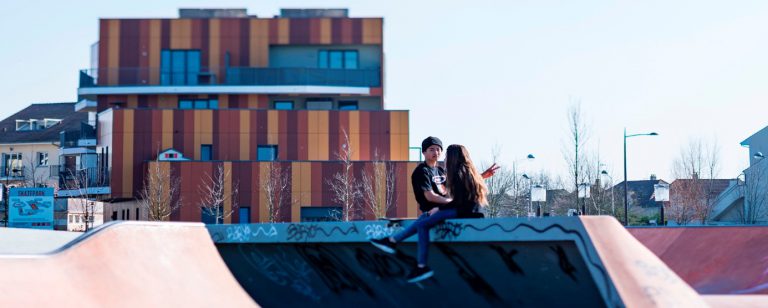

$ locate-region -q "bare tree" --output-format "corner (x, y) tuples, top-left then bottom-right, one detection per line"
(327, 129), (361, 221)
(138, 160), (182, 221)
(260, 162), (292, 223)
(740, 163), (768, 224)
(483, 145), (537, 218)
(670, 137), (720, 224)
(361, 150), (398, 219)
(563, 100), (590, 208)
(199, 164), (239, 224)
(61, 168), (94, 231)
(22, 154), (47, 188)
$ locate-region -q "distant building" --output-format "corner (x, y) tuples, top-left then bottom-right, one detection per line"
(64, 8), (415, 223)
(708, 126), (768, 224)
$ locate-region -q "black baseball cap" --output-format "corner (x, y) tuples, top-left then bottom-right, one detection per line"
(421, 136), (443, 152)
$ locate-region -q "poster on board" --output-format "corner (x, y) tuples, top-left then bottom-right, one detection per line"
(8, 187), (54, 230)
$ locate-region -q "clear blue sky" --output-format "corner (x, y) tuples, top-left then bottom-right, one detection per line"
(2, 0), (768, 186)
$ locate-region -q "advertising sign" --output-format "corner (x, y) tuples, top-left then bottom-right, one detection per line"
(654, 184), (670, 202)
(8, 187), (54, 229)
(531, 185), (547, 202)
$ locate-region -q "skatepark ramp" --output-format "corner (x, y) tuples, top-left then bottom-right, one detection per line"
(208, 216), (760, 307)
(0, 222), (256, 307)
(1, 217), (766, 307)
(630, 226), (768, 295)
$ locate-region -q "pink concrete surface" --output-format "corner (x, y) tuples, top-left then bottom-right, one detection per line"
(630, 226), (768, 295)
(0, 222), (257, 307)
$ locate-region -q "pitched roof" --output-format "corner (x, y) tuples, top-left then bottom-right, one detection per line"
(670, 178), (733, 199)
(741, 125), (768, 146)
(613, 179), (668, 207)
(0, 103), (85, 144)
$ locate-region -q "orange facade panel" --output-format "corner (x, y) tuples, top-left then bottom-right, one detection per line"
(150, 161), (418, 223)
(108, 109), (409, 197)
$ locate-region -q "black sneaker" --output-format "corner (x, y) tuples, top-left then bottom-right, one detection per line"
(406, 266), (434, 283)
(370, 238), (396, 254)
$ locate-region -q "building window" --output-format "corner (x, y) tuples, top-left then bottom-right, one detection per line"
(111, 211), (117, 221)
(338, 101), (358, 110)
(201, 145), (213, 161)
(274, 101), (294, 110)
(69, 215), (73, 223)
(257, 145), (278, 161)
(306, 100), (333, 110)
(239, 207), (251, 224)
(127, 209), (131, 221)
(37, 152), (48, 166)
(2, 153), (23, 177)
(136, 208), (140, 220)
(179, 99), (218, 110)
(161, 49), (201, 85)
(318, 50), (358, 69)
(301, 207), (342, 222)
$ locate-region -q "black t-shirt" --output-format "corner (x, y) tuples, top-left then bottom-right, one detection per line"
(411, 162), (446, 213)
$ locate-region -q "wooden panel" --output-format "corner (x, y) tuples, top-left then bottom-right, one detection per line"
(127, 95), (138, 108)
(169, 19), (191, 49)
(223, 162), (232, 224)
(200, 110), (213, 149)
(258, 163), (268, 222)
(317, 111), (329, 160)
(300, 162), (312, 206)
(362, 18), (382, 44)
(267, 110), (279, 145)
(122, 110), (135, 198)
(319, 18), (332, 44)
(148, 20), (161, 84)
(209, 19), (220, 71)
(239, 111), (250, 160)
(407, 162), (418, 217)
(291, 162), (301, 222)
(249, 19), (269, 67)
(161, 110), (173, 150)
(277, 19), (290, 44)
(107, 20), (120, 85)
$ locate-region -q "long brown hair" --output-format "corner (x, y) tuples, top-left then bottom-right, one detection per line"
(445, 144), (488, 206)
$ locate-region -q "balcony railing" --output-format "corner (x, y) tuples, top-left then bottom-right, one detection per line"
(60, 122), (97, 149)
(1, 166), (24, 178)
(79, 66), (381, 88)
(58, 166), (110, 189)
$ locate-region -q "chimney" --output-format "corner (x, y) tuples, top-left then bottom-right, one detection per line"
(692, 172), (699, 180)
(650, 174), (657, 181)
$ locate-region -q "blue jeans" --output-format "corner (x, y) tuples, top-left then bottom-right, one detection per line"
(392, 208), (457, 266)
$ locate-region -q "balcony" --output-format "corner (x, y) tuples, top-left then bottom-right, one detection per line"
(1, 166), (25, 180)
(58, 166), (111, 197)
(78, 67), (380, 96)
(60, 122), (97, 149)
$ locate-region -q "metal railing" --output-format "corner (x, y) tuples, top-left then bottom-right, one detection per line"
(58, 167), (110, 189)
(79, 66), (381, 88)
(59, 122), (97, 149)
(1, 166), (24, 178)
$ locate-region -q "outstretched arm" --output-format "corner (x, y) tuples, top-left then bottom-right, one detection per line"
(481, 163), (501, 179)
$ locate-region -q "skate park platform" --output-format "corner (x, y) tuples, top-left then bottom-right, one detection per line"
(0, 217), (766, 307)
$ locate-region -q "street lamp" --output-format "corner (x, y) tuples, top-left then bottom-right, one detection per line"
(522, 173), (533, 216)
(623, 129), (658, 226)
(601, 170), (615, 216)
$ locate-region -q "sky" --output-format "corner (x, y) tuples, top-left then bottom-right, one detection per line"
(2, 0), (768, 187)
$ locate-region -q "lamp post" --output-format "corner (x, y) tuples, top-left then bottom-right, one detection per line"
(522, 173), (534, 217)
(601, 170), (615, 216)
(623, 129), (658, 226)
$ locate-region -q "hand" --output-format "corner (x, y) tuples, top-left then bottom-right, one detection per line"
(428, 207), (440, 216)
(481, 163), (501, 179)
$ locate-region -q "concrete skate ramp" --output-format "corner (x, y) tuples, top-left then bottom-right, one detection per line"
(208, 216), (717, 307)
(629, 226), (768, 295)
(0, 222), (256, 307)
